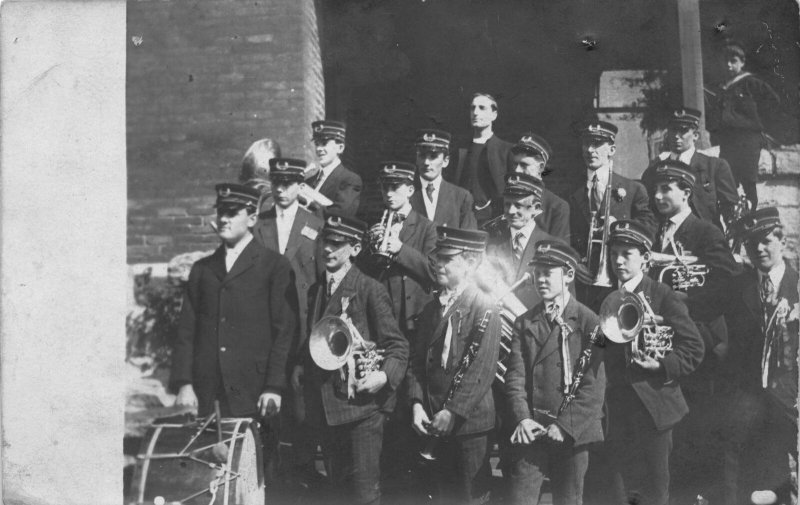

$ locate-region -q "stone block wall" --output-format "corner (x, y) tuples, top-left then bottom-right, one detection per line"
(127, 0), (323, 262)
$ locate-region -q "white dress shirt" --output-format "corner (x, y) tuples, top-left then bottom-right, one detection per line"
(586, 165), (611, 201)
(315, 158), (341, 190)
(439, 282), (469, 369)
(225, 233), (253, 272)
(325, 262), (352, 298)
(509, 219), (537, 258)
(620, 271), (644, 293)
(758, 259), (786, 298)
(275, 201), (299, 255)
(422, 175), (443, 220)
(661, 206), (692, 253)
(659, 146), (695, 165)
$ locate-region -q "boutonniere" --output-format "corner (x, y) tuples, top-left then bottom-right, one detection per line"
(776, 298), (799, 322)
(612, 187), (626, 202)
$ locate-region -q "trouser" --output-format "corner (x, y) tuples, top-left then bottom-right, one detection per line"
(717, 129), (763, 209)
(607, 397), (673, 505)
(722, 388), (797, 505)
(323, 410), (386, 505)
(509, 439), (589, 505)
(422, 430), (493, 505)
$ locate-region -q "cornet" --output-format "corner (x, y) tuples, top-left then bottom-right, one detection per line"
(649, 251), (708, 292)
(369, 210), (399, 267)
(600, 290), (674, 361)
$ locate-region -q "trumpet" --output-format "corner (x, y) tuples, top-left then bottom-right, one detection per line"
(369, 210), (399, 267)
(649, 251), (708, 291)
(600, 290), (674, 361)
(585, 168), (614, 287)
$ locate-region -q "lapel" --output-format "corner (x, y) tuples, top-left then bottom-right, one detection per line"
(207, 245), (227, 282)
(283, 208), (310, 260)
(435, 181), (452, 223)
(485, 136), (508, 192)
(319, 164), (343, 195)
(571, 185), (591, 225)
(399, 209), (419, 243)
(777, 262), (799, 303)
(428, 286), (472, 350)
(254, 210), (280, 252)
(223, 239), (258, 284)
(410, 183), (426, 218)
(673, 213), (698, 247)
(516, 226), (543, 278)
(532, 298), (581, 366)
(740, 268), (762, 320)
(324, 266), (359, 318)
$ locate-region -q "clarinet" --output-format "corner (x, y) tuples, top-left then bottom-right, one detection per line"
(558, 325), (603, 416)
(419, 309), (493, 461)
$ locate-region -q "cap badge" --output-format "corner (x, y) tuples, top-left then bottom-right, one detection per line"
(423, 133), (436, 142)
(538, 243), (551, 253)
(219, 187), (231, 197)
(313, 124), (323, 132)
(674, 109), (685, 117)
(385, 164), (396, 172)
(276, 161), (289, 170)
(521, 136), (533, 144)
(588, 124), (600, 132)
(327, 216), (342, 227)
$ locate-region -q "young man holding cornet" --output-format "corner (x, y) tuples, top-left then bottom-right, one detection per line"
(504, 241), (605, 505)
(600, 220), (704, 505)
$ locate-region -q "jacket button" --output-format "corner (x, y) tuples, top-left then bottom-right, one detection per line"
(220, 317), (227, 323)
(220, 346), (227, 352)
(556, 362), (562, 368)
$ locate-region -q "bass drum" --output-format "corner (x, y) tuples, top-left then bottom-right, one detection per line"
(128, 417), (265, 505)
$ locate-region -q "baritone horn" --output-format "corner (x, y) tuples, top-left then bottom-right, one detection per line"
(599, 290), (673, 360)
(649, 252), (708, 292)
(585, 168), (614, 287)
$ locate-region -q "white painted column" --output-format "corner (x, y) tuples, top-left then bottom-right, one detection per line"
(1, 1), (126, 504)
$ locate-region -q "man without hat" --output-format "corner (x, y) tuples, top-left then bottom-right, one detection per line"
(504, 241), (606, 505)
(406, 226), (502, 504)
(449, 93), (515, 225)
(298, 212), (408, 505)
(511, 132), (571, 242)
(171, 183), (299, 422)
(648, 160), (740, 504)
(252, 158), (326, 486)
(410, 128), (478, 230)
(698, 208), (798, 505)
(640, 107), (738, 232)
(309, 120), (362, 217)
(599, 220), (704, 505)
(568, 120), (655, 310)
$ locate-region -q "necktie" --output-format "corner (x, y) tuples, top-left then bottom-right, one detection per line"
(512, 232), (525, 261)
(547, 303), (573, 393)
(426, 183), (435, 201)
(590, 173), (602, 213)
(761, 274), (776, 329)
(760, 274), (777, 387)
(439, 292), (457, 369)
(327, 277), (335, 299)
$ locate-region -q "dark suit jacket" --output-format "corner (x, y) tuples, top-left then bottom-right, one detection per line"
(540, 188), (571, 243)
(361, 210), (437, 335)
(641, 152), (738, 230)
(487, 226), (564, 310)
(407, 285), (502, 436)
(505, 296), (605, 446)
(253, 206), (324, 356)
(318, 163), (362, 217)
(304, 266), (408, 426)
(720, 263), (798, 419)
(603, 275), (704, 435)
(411, 178), (478, 229)
(171, 239), (298, 417)
(450, 134), (514, 220)
(568, 172), (656, 258)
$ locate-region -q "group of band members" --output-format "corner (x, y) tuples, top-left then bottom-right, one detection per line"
(169, 88), (797, 505)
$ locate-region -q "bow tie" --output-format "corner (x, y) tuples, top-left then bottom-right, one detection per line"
(394, 213), (407, 223)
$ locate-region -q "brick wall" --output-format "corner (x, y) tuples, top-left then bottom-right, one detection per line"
(127, 0), (323, 262)
(759, 145), (800, 269)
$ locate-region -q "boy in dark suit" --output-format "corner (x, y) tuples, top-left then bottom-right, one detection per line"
(407, 227), (502, 505)
(171, 183), (298, 419)
(504, 241), (605, 505)
(510, 132), (571, 243)
(640, 108), (738, 231)
(309, 120), (362, 217)
(298, 213), (408, 505)
(714, 208), (798, 505)
(252, 158), (325, 484)
(410, 129), (477, 229)
(602, 220), (704, 505)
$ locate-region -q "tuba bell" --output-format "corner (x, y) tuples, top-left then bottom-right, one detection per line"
(599, 290), (674, 360)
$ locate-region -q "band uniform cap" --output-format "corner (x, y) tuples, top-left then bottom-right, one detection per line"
(528, 241), (580, 271)
(312, 120), (347, 142)
(433, 226), (487, 256)
(668, 107), (702, 129)
(269, 157), (307, 182)
(512, 132), (553, 164)
(378, 161), (416, 183)
(322, 211), (367, 243)
(608, 220), (653, 251)
(214, 183), (260, 210)
(581, 120), (618, 143)
(415, 129), (451, 152)
(733, 207), (782, 241)
(504, 172), (544, 200)
(653, 159), (696, 189)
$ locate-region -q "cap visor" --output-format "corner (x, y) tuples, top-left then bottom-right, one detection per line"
(433, 246), (464, 256)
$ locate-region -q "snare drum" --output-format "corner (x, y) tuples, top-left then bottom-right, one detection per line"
(128, 417), (264, 505)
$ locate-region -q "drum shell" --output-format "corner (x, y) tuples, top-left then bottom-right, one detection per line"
(128, 417), (264, 505)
